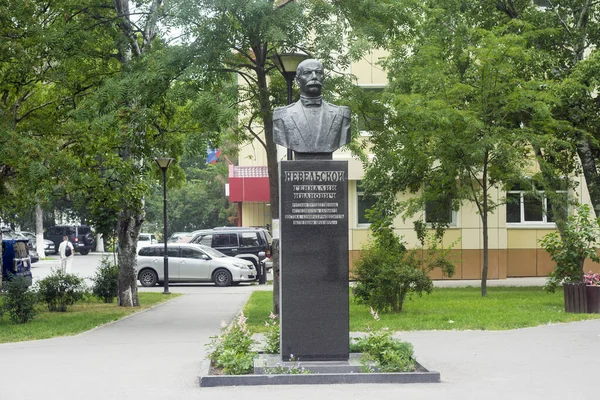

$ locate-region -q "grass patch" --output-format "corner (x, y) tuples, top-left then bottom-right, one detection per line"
(244, 287), (600, 332)
(0, 292), (180, 343)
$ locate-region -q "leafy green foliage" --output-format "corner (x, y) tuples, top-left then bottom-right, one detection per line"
(262, 312), (280, 354)
(362, 1), (561, 296)
(1, 277), (38, 324)
(207, 312), (256, 375)
(37, 269), (86, 312)
(351, 328), (415, 373)
(92, 257), (119, 303)
(541, 204), (600, 292)
(353, 227), (454, 313)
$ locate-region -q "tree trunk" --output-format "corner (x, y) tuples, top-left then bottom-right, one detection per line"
(577, 138), (600, 215)
(481, 156), (489, 297)
(35, 202), (45, 258)
(255, 49), (281, 315)
(117, 206), (143, 307)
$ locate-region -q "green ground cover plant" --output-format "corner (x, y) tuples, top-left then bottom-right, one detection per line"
(244, 287), (600, 332)
(0, 292), (179, 343)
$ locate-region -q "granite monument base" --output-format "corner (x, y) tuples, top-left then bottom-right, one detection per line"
(198, 356), (441, 387)
(279, 160), (349, 361)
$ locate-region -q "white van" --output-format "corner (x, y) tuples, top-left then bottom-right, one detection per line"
(137, 233), (158, 250)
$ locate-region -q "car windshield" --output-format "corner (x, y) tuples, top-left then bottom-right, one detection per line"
(197, 244), (226, 258)
(22, 232), (35, 240)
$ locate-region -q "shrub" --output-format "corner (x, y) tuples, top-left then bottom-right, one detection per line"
(262, 312), (280, 354)
(353, 227), (454, 312)
(92, 257), (119, 303)
(350, 308), (415, 372)
(37, 269), (86, 312)
(1, 276), (38, 324)
(540, 204), (600, 292)
(207, 312), (256, 375)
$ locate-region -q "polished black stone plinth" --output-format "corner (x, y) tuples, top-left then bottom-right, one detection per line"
(279, 160), (349, 361)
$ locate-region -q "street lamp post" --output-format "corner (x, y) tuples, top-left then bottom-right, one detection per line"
(272, 52), (309, 160)
(154, 157), (174, 295)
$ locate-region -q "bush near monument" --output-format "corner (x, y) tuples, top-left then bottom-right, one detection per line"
(353, 226), (454, 313)
(207, 312), (256, 375)
(350, 308), (415, 373)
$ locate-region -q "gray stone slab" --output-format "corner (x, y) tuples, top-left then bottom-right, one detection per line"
(199, 358), (440, 387)
(254, 353), (365, 374)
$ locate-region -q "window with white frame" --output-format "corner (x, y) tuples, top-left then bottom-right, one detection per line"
(425, 198), (457, 226)
(357, 180), (378, 226)
(506, 181), (568, 224)
(357, 86), (385, 136)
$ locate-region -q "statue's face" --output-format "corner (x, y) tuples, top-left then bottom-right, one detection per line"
(296, 60), (324, 97)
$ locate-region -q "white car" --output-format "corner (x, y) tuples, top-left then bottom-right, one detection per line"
(137, 233), (157, 249)
(136, 243), (256, 287)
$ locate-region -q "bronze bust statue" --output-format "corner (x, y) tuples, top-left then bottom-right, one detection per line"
(273, 59), (351, 158)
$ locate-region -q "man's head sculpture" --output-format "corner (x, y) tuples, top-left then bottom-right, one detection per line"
(296, 59), (324, 98)
(273, 58), (351, 158)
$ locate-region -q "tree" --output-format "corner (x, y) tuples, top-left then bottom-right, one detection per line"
(144, 160), (237, 233)
(173, 0), (381, 313)
(364, 3), (557, 296)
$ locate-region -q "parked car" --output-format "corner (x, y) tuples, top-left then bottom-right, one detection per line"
(188, 227), (272, 270)
(136, 243), (256, 287)
(1, 237), (32, 286)
(2, 228), (38, 263)
(137, 233), (158, 249)
(44, 225), (95, 255)
(20, 231), (56, 255)
(167, 232), (194, 243)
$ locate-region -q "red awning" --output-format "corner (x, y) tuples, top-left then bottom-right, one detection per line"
(228, 165), (270, 202)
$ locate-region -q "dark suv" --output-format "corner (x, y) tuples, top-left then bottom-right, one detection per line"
(44, 225), (95, 255)
(189, 227), (272, 269)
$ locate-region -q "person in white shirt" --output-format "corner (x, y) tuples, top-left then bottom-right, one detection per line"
(58, 236), (74, 273)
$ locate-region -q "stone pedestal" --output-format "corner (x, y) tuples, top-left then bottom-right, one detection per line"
(279, 160), (349, 361)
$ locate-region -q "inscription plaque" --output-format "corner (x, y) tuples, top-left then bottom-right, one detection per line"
(279, 160), (349, 361)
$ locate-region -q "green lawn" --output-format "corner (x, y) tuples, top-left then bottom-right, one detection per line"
(244, 287), (600, 332)
(0, 292), (180, 343)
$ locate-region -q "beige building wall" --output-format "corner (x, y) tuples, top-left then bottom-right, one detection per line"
(233, 49), (600, 279)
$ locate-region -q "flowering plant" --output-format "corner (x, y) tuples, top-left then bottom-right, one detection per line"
(584, 272), (600, 286)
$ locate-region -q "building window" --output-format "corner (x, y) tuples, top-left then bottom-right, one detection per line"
(425, 198), (456, 226)
(357, 86), (385, 136)
(357, 180), (378, 226)
(506, 181), (568, 224)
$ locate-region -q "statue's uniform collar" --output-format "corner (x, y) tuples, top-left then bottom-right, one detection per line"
(300, 95), (323, 107)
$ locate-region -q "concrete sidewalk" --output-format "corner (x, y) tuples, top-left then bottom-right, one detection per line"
(0, 280), (598, 400)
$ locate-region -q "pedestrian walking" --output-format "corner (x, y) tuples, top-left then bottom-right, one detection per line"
(58, 235), (74, 273)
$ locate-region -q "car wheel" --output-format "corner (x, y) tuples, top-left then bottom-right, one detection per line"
(79, 249), (89, 255)
(213, 269), (232, 287)
(138, 269), (158, 287)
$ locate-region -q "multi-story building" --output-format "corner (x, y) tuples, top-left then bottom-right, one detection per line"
(227, 49), (600, 279)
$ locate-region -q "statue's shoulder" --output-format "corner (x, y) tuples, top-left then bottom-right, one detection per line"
(273, 103), (295, 120)
(326, 102), (350, 118)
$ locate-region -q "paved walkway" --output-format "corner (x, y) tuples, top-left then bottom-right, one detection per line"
(1, 280), (598, 400)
